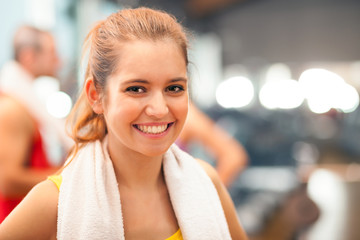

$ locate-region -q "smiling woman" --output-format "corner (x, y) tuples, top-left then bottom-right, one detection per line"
(0, 7), (248, 240)
(96, 40), (189, 157)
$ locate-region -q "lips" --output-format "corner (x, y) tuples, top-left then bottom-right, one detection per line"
(134, 122), (174, 134)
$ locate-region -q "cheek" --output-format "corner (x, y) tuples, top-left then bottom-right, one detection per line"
(105, 97), (141, 124)
(172, 97), (189, 123)
(104, 105), (134, 138)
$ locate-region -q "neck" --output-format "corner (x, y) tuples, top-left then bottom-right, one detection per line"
(108, 143), (165, 191)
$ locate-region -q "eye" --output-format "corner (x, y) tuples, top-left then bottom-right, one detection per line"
(125, 86), (146, 93)
(166, 85), (185, 93)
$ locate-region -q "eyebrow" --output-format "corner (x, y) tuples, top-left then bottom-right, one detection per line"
(122, 77), (188, 85)
(122, 79), (149, 85)
(169, 77), (188, 83)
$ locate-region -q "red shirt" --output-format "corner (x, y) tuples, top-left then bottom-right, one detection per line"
(0, 126), (50, 223)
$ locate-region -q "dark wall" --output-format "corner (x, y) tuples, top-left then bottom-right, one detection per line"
(136, 0), (360, 65)
(211, 0), (360, 65)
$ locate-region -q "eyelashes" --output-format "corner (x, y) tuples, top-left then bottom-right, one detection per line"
(125, 86), (146, 93)
(125, 85), (185, 94)
(166, 85), (185, 93)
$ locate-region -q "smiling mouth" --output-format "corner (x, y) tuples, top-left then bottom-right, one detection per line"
(134, 123), (174, 134)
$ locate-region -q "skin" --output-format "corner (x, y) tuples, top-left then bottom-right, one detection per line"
(0, 39), (248, 240)
(20, 33), (60, 78)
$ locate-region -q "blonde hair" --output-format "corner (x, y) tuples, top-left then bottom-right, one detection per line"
(67, 7), (189, 156)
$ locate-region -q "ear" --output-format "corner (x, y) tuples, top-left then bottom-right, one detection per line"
(85, 78), (104, 114)
(18, 48), (36, 69)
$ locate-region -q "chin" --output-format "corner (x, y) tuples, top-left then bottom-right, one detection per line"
(142, 145), (172, 157)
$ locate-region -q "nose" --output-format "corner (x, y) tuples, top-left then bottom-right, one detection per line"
(145, 92), (169, 119)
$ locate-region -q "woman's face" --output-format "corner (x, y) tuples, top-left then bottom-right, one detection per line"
(102, 40), (188, 158)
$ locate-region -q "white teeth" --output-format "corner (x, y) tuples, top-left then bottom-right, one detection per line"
(137, 124), (168, 134)
(152, 126), (157, 133)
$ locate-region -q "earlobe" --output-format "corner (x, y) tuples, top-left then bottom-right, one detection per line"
(85, 78), (104, 114)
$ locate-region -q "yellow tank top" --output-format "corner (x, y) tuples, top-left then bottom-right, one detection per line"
(48, 175), (62, 190)
(48, 175), (183, 240)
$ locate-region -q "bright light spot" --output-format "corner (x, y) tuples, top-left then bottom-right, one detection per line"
(265, 63), (292, 82)
(299, 68), (345, 89)
(259, 84), (277, 110)
(335, 84), (359, 113)
(46, 91), (72, 119)
(308, 169), (345, 206)
(299, 68), (359, 114)
(307, 98), (332, 114)
(259, 79), (304, 109)
(216, 76), (254, 109)
(33, 76), (59, 102)
(307, 169), (347, 240)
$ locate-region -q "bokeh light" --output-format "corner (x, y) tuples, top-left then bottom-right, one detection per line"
(46, 91), (73, 118)
(334, 83), (359, 113)
(299, 68), (359, 114)
(259, 79), (304, 110)
(216, 76), (254, 109)
(265, 63), (292, 82)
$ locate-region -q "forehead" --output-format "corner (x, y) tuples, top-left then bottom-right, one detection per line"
(111, 39), (187, 81)
(39, 33), (55, 50)
(121, 39), (184, 63)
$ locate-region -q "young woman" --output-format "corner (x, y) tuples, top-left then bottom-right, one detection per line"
(0, 7), (248, 240)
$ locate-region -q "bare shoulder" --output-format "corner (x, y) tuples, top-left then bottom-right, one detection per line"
(0, 95), (22, 115)
(0, 180), (59, 240)
(195, 158), (222, 186)
(0, 95), (32, 129)
(22, 179), (59, 211)
(0, 95), (34, 168)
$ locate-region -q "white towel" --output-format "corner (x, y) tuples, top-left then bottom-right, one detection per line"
(57, 137), (232, 240)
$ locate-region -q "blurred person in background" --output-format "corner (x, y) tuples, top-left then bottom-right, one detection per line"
(0, 25), (72, 223)
(178, 103), (248, 187)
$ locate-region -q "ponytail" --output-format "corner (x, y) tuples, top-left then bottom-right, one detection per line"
(66, 88), (107, 157)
